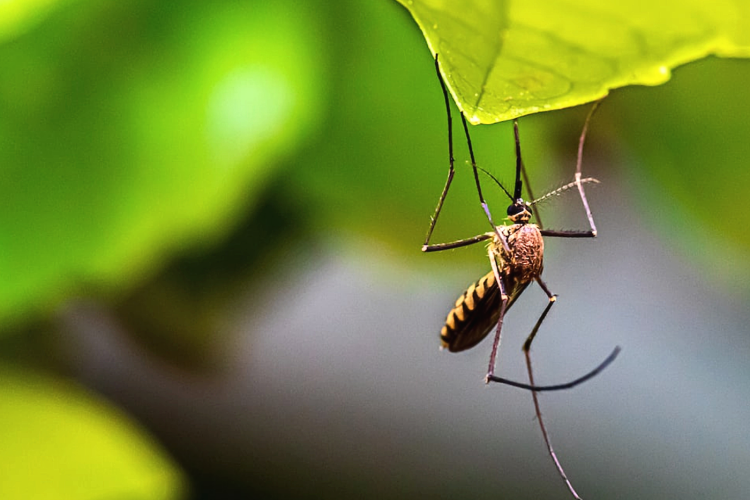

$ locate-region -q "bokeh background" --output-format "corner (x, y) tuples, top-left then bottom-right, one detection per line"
(2, 1), (750, 499)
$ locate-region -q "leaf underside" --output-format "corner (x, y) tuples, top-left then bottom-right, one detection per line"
(397, 0), (750, 123)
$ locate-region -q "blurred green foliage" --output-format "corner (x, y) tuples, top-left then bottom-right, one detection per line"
(0, 0), (323, 329)
(612, 57), (750, 288)
(0, 0), (323, 497)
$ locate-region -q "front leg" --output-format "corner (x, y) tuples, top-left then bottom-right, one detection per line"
(485, 253), (509, 382)
(422, 232), (492, 253)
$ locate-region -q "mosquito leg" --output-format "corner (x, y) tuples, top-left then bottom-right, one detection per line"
(522, 277), (582, 499)
(488, 274), (618, 389)
(520, 158), (543, 229)
(423, 232), (492, 253)
(538, 100), (604, 239)
(487, 347), (620, 391)
(422, 168), (456, 250)
(525, 348), (582, 500)
(462, 111), (494, 225)
(484, 243), (619, 391)
(461, 112), (507, 249)
(573, 99), (603, 237)
(485, 251), (508, 382)
(540, 228), (596, 238)
(523, 278), (556, 352)
(511, 118), (547, 230)
(423, 55), (457, 251)
(424, 55), (505, 253)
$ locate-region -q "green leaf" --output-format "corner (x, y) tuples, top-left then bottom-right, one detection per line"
(396, 0), (750, 123)
(0, 366), (185, 500)
(0, 0), (323, 329)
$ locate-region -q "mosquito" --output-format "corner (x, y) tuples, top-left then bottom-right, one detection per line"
(423, 55), (620, 500)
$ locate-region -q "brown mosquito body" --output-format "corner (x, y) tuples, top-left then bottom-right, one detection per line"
(423, 55), (619, 499)
(440, 222), (541, 353)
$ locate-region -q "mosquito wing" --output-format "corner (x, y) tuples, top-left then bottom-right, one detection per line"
(440, 270), (529, 352)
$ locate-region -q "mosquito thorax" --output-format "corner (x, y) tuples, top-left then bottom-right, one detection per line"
(506, 199), (533, 224)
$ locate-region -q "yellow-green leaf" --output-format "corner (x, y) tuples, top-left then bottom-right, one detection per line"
(396, 0), (750, 123)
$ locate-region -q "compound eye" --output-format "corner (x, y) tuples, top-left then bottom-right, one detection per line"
(507, 204), (524, 217)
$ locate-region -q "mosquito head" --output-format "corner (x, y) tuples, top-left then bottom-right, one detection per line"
(507, 199), (533, 224)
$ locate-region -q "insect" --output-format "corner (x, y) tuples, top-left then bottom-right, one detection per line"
(423, 55), (620, 499)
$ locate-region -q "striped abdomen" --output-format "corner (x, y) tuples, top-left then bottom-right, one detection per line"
(440, 271), (528, 352)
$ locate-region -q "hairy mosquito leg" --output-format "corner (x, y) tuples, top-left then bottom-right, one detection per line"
(523, 278), (581, 500)
(520, 159), (543, 229)
(461, 112), (507, 250)
(423, 232), (492, 253)
(423, 55), (457, 251)
(573, 99), (603, 237)
(486, 347), (621, 391)
(487, 273), (619, 390)
(422, 167), (456, 251)
(485, 247), (509, 382)
(522, 277), (582, 499)
(522, 278), (556, 352)
(424, 54), (504, 252)
(525, 348), (582, 500)
(511, 120), (548, 230)
(538, 100), (604, 239)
